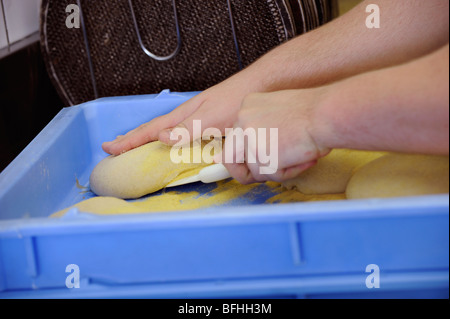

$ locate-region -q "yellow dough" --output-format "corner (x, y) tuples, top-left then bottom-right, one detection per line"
(281, 149), (386, 195)
(90, 140), (218, 199)
(52, 180), (258, 217)
(51, 180), (346, 217)
(52, 196), (148, 216)
(346, 153), (449, 199)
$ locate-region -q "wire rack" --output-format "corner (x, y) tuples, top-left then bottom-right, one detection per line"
(41, 0), (337, 106)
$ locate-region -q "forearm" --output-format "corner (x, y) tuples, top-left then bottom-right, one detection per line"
(238, 0), (449, 92)
(314, 44), (449, 155)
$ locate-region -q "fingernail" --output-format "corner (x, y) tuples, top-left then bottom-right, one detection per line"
(105, 136), (122, 146)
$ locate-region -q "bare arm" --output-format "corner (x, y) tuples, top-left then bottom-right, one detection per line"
(248, 0), (449, 90)
(103, 0), (449, 155)
(314, 44), (449, 155)
(221, 45), (449, 183)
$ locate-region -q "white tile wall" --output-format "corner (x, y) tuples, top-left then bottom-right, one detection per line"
(0, 2), (8, 50)
(1, 0), (41, 49)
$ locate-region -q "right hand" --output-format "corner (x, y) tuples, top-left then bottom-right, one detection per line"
(217, 89), (331, 184)
(102, 74), (259, 155)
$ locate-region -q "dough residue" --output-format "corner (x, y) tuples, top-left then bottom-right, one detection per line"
(51, 180), (346, 217)
(89, 140), (218, 199)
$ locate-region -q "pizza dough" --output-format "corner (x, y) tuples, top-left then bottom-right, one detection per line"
(90, 140), (219, 199)
(346, 153), (449, 199)
(281, 149), (386, 194)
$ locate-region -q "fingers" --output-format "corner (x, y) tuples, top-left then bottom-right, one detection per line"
(272, 161), (317, 181)
(158, 116), (200, 146)
(221, 159), (317, 184)
(102, 114), (172, 155)
(222, 162), (257, 184)
(216, 131), (257, 184)
(102, 95), (204, 155)
(159, 100), (234, 146)
(217, 128), (318, 184)
(102, 81), (244, 155)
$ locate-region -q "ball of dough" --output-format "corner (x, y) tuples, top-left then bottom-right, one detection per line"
(346, 153), (449, 199)
(281, 149), (386, 195)
(90, 140), (217, 199)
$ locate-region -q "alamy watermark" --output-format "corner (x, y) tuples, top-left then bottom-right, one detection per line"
(66, 3), (380, 30)
(366, 4), (381, 29)
(169, 120), (279, 175)
(65, 4), (80, 29)
(365, 264), (381, 289)
(65, 263), (80, 288)
(64, 264), (381, 290)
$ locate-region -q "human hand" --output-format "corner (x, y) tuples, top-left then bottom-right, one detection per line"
(216, 89), (332, 184)
(102, 74), (259, 155)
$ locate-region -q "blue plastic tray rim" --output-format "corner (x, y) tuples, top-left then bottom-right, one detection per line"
(0, 193), (448, 238)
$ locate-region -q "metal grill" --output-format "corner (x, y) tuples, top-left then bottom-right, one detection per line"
(40, 0), (337, 106)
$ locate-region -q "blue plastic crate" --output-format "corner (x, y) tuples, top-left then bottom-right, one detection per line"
(0, 90), (448, 299)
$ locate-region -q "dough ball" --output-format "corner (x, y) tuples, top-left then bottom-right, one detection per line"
(90, 140), (219, 199)
(346, 153), (449, 199)
(282, 149), (386, 194)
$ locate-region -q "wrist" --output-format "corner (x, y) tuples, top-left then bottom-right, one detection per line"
(308, 84), (341, 152)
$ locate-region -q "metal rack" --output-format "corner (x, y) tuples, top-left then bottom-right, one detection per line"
(41, 0), (337, 106)
(76, 0), (246, 100)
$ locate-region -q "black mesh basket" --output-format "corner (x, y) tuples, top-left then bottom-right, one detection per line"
(40, 0), (338, 106)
